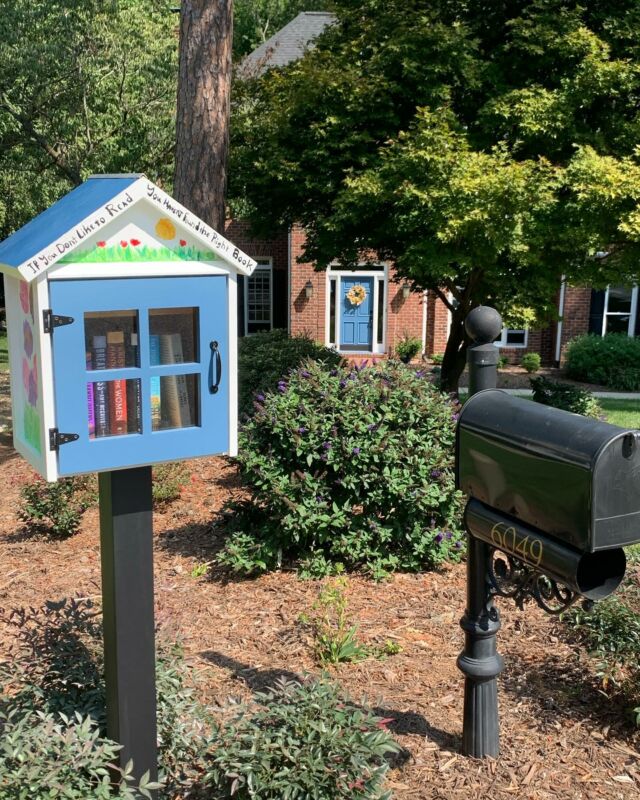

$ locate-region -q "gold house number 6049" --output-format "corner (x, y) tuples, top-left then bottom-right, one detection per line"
(490, 522), (544, 568)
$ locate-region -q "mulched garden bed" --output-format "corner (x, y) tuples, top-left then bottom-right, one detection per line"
(1, 416), (640, 799)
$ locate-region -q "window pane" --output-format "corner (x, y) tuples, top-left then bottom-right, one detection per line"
(149, 308), (198, 364)
(151, 374), (199, 431)
(505, 330), (526, 345)
(605, 314), (631, 334)
(85, 311), (138, 369)
(607, 286), (633, 314)
(89, 378), (141, 438)
(247, 268), (271, 325)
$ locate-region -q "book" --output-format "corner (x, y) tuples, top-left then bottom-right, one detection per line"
(86, 352), (95, 439)
(92, 335), (109, 438)
(150, 334), (162, 430)
(159, 333), (192, 427)
(106, 331), (128, 435)
(126, 332), (142, 433)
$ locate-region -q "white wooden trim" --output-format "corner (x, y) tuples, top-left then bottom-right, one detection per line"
(555, 277), (566, 363)
(35, 275), (58, 480)
(496, 328), (529, 348)
(602, 284), (638, 335)
(48, 261), (230, 280)
(421, 291), (428, 353)
(228, 273), (238, 457)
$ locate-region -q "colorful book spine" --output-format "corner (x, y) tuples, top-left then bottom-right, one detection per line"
(86, 352), (95, 439)
(92, 335), (109, 438)
(159, 333), (192, 427)
(126, 332), (142, 433)
(150, 334), (162, 430)
(106, 331), (128, 435)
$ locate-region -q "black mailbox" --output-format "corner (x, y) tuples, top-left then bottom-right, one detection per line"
(456, 390), (640, 599)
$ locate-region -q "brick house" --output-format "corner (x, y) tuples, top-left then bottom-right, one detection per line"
(232, 14), (635, 365)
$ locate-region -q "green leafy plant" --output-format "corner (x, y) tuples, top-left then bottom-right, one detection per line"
(19, 476), (94, 539)
(394, 335), (422, 364)
(498, 355), (509, 368)
(520, 352), (541, 373)
(204, 677), (400, 799)
(430, 353), (444, 365)
(303, 578), (369, 665)
(566, 334), (640, 390)
(222, 360), (465, 577)
(238, 329), (342, 416)
(152, 462), (190, 505)
(564, 597), (640, 724)
(0, 599), (212, 796)
(190, 561), (210, 578)
(530, 376), (602, 419)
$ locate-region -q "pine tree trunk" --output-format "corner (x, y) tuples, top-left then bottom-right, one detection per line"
(174, 0), (233, 232)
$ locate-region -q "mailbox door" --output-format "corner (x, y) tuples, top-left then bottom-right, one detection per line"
(49, 276), (228, 476)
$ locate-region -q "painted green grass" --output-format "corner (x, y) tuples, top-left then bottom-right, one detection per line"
(59, 244), (219, 264)
(599, 398), (640, 429)
(0, 331), (8, 372)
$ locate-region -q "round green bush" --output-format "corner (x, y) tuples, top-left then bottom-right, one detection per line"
(204, 678), (400, 800)
(222, 360), (465, 577)
(520, 352), (541, 373)
(565, 334), (640, 390)
(238, 330), (342, 416)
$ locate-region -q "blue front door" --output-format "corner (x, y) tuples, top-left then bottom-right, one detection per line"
(341, 277), (373, 350)
(49, 276), (229, 476)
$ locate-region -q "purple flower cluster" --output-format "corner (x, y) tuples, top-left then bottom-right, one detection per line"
(300, 369), (311, 378)
(430, 469), (442, 479)
(277, 380), (287, 393)
(352, 447), (361, 455)
(298, 426), (308, 434)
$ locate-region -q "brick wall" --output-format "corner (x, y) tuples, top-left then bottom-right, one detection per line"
(558, 286), (591, 364)
(386, 266), (423, 352)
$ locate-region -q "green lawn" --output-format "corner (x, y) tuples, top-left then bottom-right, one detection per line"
(599, 398), (640, 429)
(0, 331), (8, 372)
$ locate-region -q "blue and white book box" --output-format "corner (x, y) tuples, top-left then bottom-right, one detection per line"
(0, 174), (256, 480)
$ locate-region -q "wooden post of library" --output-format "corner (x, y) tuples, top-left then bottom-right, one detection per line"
(99, 466), (158, 797)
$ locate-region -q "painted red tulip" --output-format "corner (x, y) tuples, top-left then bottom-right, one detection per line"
(130, 238), (141, 246)
(179, 239), (187, 247)
(120, 240), (128, 248)
(97, 241), (106, 248)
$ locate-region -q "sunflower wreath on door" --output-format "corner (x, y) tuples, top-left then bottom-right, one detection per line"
(346, 284), (367, 306)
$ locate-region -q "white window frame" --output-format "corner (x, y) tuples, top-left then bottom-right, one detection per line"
(325, 265), (388, 354)
(495, 328), (529, 348)
(602, 285), (638, 336)
(244, 257), (273, 336)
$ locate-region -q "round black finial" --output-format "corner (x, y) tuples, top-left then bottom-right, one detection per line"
(465, 306), (502, 344)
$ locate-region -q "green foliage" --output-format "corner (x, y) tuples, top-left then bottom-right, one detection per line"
(0, 599), (212, 796)
(234, 0), (323, 58)
(0, 332), (8, 372)
(0, 709), (155, 800)
(430, 353), (444, 365)
(303, 578), (369, 665)
(0, 0), (176, 239)
(394, 335), (422, 363)
(19, 476), (94, 539)
(222, 359), (465, 576)
(232, 1), (640, 388)
(152, 462), (190, 505)
(238, 329), (342, 417)
(565, 334), (640, 390)
(599, 399), (640, 429)
(204, 677), (400, 799)
(564, 597), (640, 723)
(520, 352), (541, 373)
(530, 376), (603, 419)
(498, 355), (509, 369)
(190, 561), (211, 579)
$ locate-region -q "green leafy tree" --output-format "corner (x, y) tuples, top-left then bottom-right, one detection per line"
(0, 0), (177, 240)
(234, 1), (324, 58)
(232, 0), (640, 389)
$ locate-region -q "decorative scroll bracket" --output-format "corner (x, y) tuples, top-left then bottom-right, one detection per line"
(487, 547), (593, 615)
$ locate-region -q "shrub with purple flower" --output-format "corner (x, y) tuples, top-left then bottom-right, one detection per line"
(221, 359), (465, 577)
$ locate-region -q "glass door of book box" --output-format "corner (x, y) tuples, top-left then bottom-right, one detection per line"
(49, 276), (229, 476)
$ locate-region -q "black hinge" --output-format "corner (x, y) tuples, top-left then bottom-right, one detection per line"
(43, 309), (74, 334)
(49, 428), (79, 451)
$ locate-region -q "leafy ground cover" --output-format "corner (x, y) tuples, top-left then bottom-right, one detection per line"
(1, 411), (640, 798)
(0, 332), (7, 372)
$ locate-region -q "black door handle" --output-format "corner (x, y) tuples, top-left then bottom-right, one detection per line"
(210, 340), (222, 394)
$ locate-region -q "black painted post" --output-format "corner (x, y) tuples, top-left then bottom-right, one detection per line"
(457, 306), (504, 758)
(99, 466), (158, 796)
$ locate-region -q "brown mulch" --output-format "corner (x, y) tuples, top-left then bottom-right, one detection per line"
(457, 365), (610, 393)
(1, 370), (640, 798)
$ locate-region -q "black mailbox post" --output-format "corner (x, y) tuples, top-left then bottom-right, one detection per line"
(456, 307), (640, 760)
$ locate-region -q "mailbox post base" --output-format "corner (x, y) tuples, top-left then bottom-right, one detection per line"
(99, 467), (158, 797)
(457, 536), (504, 758)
